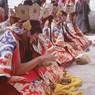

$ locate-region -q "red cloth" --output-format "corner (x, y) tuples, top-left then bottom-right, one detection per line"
(12, 47), (39, 81)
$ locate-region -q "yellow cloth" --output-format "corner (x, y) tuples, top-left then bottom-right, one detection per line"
(23, 20), (32, 31)
(54, 72), (83, 95)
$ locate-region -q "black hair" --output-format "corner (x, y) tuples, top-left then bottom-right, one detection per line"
(24, 0), (42, 6)
(30, 20), (42, 35)
(62, 11), (67, 16)
(23, 0), (33, 5)
(62, 11), (77, 16)
(42, 15), (54, 26)
(51, 0), (58, 6)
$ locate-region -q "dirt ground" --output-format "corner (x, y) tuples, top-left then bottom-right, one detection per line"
(67, 36), (95, 95)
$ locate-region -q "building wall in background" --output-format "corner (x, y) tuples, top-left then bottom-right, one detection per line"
(8, 0), (22, 8)
(89, 0), (95, 11)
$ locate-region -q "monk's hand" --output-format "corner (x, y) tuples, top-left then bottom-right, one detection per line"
(44, 54), (56, 61)
(40, 54), (57, 66)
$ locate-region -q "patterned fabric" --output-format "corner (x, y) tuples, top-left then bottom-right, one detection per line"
(66, 22), (91, 50)
(51, 26), (77, 58)
(0, 24), (86, 95)
(42, 25), (81, 64)
(37, 32), (73, 65)
(9, 25), (65, 95)
(62, 24), (84, 54)
(0, 27), (48, 95)
(74, 25), (92, 47)
(0, 30), (16, 77)
(10, 48), (63, 95)
(12, 25), (25, 35)
(35, 62), (64, 85)
(51, 27), (64, 45)
(9, 45), (49, 95)
(10, 78), (47, 95)
(43, 27), (51, 40)
(0, 19), (10, 33)
(29, 34), (64, 82)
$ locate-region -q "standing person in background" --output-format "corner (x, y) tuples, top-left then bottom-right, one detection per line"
(76, 0), (90, 34)
(0, 0), (8, 20)
(0, 7), (5, 22)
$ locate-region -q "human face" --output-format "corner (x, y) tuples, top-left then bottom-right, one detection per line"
(67, 13), (77, 24)
(29, 33), (39, 45)
(63, 14), (67, 22)
(55, 15), (62, 25)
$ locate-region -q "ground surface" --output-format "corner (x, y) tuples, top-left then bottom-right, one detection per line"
(67, 36), (95, 95)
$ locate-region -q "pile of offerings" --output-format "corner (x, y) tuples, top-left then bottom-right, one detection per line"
(49, 72), (83, 95)
(75, 53), (91, 65)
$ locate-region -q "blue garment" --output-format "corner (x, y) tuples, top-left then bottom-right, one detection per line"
(0, 30), (16, 77)
(76, 0), (90, 33)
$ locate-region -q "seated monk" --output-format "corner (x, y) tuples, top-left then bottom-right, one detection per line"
(65, 12), (92, 50)
(0, 19), (57, 95)
(27, 20), (64, 83)
(42, 17), (75, 67)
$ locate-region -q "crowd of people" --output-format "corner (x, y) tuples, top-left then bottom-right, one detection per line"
(0, 0), (92, 95)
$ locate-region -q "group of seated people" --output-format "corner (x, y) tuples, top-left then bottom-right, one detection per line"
(0, 1), (92, 95)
